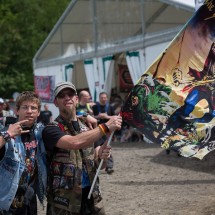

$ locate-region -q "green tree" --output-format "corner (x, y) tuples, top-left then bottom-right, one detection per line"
(0, 0), (70, 98)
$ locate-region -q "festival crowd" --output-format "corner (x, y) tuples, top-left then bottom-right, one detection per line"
(0, 82), (126, 215)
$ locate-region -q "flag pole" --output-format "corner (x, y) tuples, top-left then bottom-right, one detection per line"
(88, 131), (115, 199)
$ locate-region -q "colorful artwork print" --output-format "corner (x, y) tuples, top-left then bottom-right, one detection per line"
(34, 75), (55, 103)
(122, 1), (215, 160)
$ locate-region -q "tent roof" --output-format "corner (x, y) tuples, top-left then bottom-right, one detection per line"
(33, 0), (195, 69)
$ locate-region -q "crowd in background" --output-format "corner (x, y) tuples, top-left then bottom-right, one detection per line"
(0, 90), (143, 143)
(76, 90), (144, 143)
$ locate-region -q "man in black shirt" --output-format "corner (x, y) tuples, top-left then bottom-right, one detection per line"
(38, 104), (53, 125)
(42, 82), (122, 215)
(92, 92), (115, 174)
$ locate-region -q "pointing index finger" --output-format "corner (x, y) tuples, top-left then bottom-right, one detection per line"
(21, 130), (30, 134)
(18, 120), (29, 125)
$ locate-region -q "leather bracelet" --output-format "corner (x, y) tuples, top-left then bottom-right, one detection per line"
(7, 131), (15, 139)
(0, 131), (12, 142)
(102, 123), (110, 133)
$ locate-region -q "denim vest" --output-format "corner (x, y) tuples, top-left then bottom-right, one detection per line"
(0, 123), (47, 211)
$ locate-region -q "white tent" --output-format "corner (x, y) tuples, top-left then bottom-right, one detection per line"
(33, 0), (195, 117)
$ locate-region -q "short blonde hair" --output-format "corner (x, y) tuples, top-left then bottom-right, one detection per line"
(16, 91), (41, 111)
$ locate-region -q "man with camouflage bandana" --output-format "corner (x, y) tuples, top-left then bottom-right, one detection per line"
(42, 82), (122, 215)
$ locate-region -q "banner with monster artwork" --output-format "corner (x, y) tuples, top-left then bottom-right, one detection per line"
(122, 1), (215, 159)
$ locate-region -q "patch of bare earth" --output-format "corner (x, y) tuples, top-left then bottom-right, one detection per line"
(38, 141), (215, 215)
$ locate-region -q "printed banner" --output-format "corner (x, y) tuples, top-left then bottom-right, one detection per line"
(122, 1), (215, 160)
(34, 76), (55, 102)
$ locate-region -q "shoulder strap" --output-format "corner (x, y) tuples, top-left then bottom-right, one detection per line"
(57, 122), (65, 132)
(53, 116), (66, 132)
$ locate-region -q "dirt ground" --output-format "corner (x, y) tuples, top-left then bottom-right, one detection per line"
(38, 141), (215, 215)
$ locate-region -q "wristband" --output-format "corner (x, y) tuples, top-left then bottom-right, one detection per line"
(0, 131), (12, 142)
(7, 131), (15, 139)
(102, 123), (110, 133)
(99, 123), (109, 135)
(98, 124), (106, 136)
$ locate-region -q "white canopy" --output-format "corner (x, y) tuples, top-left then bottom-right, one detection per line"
(33, 0), (195, 69)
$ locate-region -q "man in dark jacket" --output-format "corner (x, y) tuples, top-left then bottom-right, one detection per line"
(92, 92), (116, 174)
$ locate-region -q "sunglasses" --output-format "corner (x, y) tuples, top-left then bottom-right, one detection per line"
(57, 92), (76, 99)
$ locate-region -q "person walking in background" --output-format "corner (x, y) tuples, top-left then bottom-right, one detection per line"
(42, 82), (122, 215)
(76, 90), (93, 116)
(0, 92), (47, 215)
(38, 104), (53, 125)
(92, 92), (116, 174)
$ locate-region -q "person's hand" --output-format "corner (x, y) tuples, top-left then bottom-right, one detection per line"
(98, 141), (112, 160)
(85, 115), (97, 129)
(98, 113), (109, 119)
(105, 115), (122, 132)
(7, 120), (30, 138)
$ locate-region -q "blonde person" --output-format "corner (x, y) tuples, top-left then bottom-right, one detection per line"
(0, 92), (47, 215)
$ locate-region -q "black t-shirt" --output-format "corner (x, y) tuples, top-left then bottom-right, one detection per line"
(42, 121), (101, 153)
(76, 104), (90, 116)
(19, 127), (38, 185)
(39, 110), (52, 125)
(42, 125), (66, 152)
(42, 121), (81, 151)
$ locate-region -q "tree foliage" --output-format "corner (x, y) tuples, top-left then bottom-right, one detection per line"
(0, 0), (70, 98)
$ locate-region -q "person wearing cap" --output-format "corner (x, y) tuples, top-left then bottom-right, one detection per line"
(0, 92), (47, 214)
(42, 81), (122, 215)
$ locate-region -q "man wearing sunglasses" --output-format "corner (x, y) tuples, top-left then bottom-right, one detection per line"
(42, 82), (122, 215)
